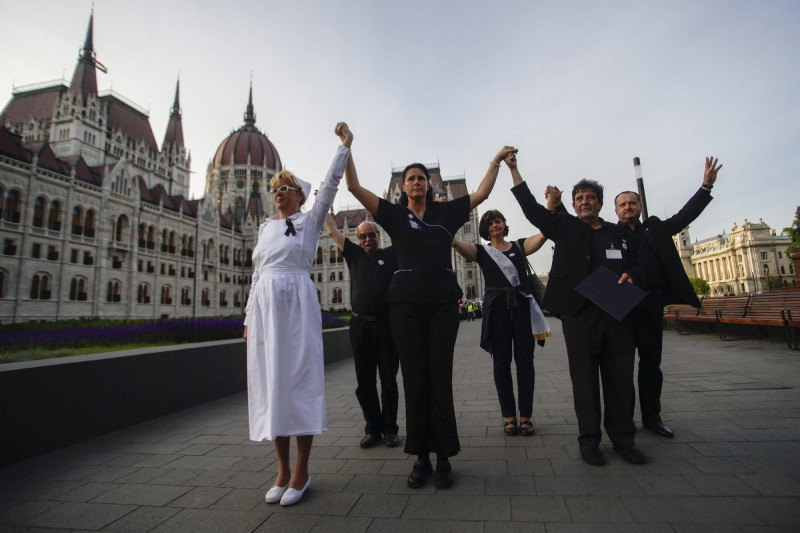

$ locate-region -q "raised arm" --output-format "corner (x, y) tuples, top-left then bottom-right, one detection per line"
(660, 156), (721, 235)
(324, 212), (346, 251)
(545, 185), (564, 212)
(452, 238), (478, 262)
(522, 233), (547, 255)
(338, 127), (380, 215)
(469, 146), (518, 210)
(507, 153), (559, 238)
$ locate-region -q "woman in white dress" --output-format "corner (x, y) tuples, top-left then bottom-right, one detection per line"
(243, 123), (353, 506)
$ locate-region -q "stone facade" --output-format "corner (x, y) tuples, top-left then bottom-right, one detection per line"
(675, 219), (796, 296)
(0, 13), (485, 323)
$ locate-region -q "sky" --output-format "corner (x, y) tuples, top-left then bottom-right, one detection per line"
(1, 0), (798, 272)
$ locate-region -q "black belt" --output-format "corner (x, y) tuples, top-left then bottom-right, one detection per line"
(351, 312), (384, 322)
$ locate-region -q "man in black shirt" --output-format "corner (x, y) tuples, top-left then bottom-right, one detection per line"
(511, 164), (650, 467)
(324, 214), (401, 448)
(614, 156), (722, 439)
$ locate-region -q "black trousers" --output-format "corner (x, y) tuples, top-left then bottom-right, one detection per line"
(561, 302), (637, 447)
(489, 298), (535, 418)
(631, 295), (665, 422)
(390, 301), (461, 457)
(349, 315), (400, 436)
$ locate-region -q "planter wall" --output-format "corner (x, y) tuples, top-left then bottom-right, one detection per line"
(0, 327), (352, 466)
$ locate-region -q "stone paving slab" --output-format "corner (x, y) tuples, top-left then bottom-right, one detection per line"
(1, 319), (799, 531)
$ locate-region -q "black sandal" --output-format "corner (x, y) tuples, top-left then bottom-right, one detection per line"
(519, 418), (534, 436)
(503, 418), (518, 435)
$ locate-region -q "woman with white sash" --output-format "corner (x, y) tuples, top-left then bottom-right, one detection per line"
(453, 195), (549, 436)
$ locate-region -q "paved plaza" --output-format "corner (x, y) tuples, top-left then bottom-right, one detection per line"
(1, 319), (799, 532)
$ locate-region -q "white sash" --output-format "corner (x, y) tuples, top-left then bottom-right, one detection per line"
(483, 243), (551, 341)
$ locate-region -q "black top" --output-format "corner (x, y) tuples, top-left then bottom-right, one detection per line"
(511, 182), (651, 317)
(475, 239), (531, 290)
(589, 225), (627, 277)
(376, 195), (470, 303)
(342, 239), (397, 316)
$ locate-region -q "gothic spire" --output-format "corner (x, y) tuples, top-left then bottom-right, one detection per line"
(243, 82), (256, 129)
(162, 78), (184, 150)
(69, 11), (99, 104)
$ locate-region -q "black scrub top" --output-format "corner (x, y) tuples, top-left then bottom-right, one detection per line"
(342, 239), (397, 316)
(376, 195), (470, 303)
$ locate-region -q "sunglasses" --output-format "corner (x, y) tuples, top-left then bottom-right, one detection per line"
(357, 232), (378, 240)
(270, 185), (300, 195)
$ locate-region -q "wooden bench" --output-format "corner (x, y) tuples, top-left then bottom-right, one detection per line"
(663, 304), (698, 329)
(783, 307), (800, 350)
(672, 296), (750, 335)
(717, 293), (800, 345)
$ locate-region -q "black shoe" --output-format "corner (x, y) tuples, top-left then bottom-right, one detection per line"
(360, 434), (381, 448)
(435, 459), (452, 489)
(579, 445), (606, 466)
(643, 418), (674, 438)
(407, 459), (433, 488)
(384, 433), (401, 447)
(613, 444), (646, 464)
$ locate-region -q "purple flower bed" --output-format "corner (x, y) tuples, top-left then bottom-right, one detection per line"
(0, 314), (346, 352)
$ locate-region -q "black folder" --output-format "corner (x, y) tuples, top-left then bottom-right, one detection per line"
(575, 265), (648, 321)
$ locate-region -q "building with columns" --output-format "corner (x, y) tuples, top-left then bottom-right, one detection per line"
(673, 219), (795, 296)
(0, 13), (484, 322)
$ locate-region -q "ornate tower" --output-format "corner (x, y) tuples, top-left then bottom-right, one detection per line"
(205, 84), (282, 226)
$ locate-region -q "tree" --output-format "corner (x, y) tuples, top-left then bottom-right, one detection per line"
(689, 277), (710, 296)
(783, 206), (800, 256)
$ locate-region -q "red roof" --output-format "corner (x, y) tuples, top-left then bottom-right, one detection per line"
(0, 127), (32, 162)
(162, 80), (184, 150)
(102, 95), (159, 152)
(74, 156), (101, 185)
(333, 208), (373, 229)
(36, 144), (69, 175)
(213, 127), (281, 168)
(0, 85), (65, 129)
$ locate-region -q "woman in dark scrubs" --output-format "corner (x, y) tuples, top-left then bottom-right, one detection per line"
(343, 144), (517, 489)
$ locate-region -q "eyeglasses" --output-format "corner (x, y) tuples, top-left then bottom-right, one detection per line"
(270, 185), (300, 195)
(357, 232), (378, 240)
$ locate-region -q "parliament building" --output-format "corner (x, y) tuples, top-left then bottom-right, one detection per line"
(0, 14), (482, 323)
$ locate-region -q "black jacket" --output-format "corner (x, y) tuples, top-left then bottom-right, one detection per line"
(632, 187), (713, 307)
(511, 182), (650, 317)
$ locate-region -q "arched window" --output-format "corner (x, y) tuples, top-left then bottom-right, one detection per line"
(30, 273), (51, 299)
(181, 286), (191, 306)
(147, 226), (156, 249)
(71, 206), (83, 235)
(233, 291), (241, 307)
(187, 236), (194, 257)
(3, 190), (21, 223)
(206, 239), (215, 261)
(329, 246), (336, 264)
(47, 201), (62, 231)
(137, 283), (150, 304)
(201, 288), (210, 306)
(316, 247), (323, 264)
(32, 196), (46, 228)
(69, 277), (87, 301)
(0, 269), (7, 298)
(115, 215), (128, 242)
(84, 209), (95, 238)
(332, 287), (342, 304)
(337, 248), (343, 263)
(161, 229), (169, 252)
(106, 280), (121, 302)
(138, 223), (147, 248)
(245, 248), (252, 267)
(160, 285), (172, 305)
(220, 290), (228, 306)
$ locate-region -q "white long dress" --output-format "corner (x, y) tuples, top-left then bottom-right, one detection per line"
(244, 145), (350, 441)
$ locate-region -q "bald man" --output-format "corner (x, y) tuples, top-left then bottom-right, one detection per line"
(324, 214), (401, 448)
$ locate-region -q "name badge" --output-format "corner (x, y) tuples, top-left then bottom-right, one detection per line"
(606, 249), (622, 260)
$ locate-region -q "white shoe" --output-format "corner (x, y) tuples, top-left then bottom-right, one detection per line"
(280, 476), (311, 506)
(265, 483), (288, 504)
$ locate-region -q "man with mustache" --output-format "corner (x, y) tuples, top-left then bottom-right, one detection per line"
(324, 215), (401, 448)
(614, 157), (722, 438)
(510, 157), (652, 467)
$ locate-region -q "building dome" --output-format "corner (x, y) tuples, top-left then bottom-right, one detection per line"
(211, 87), (281, 170)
